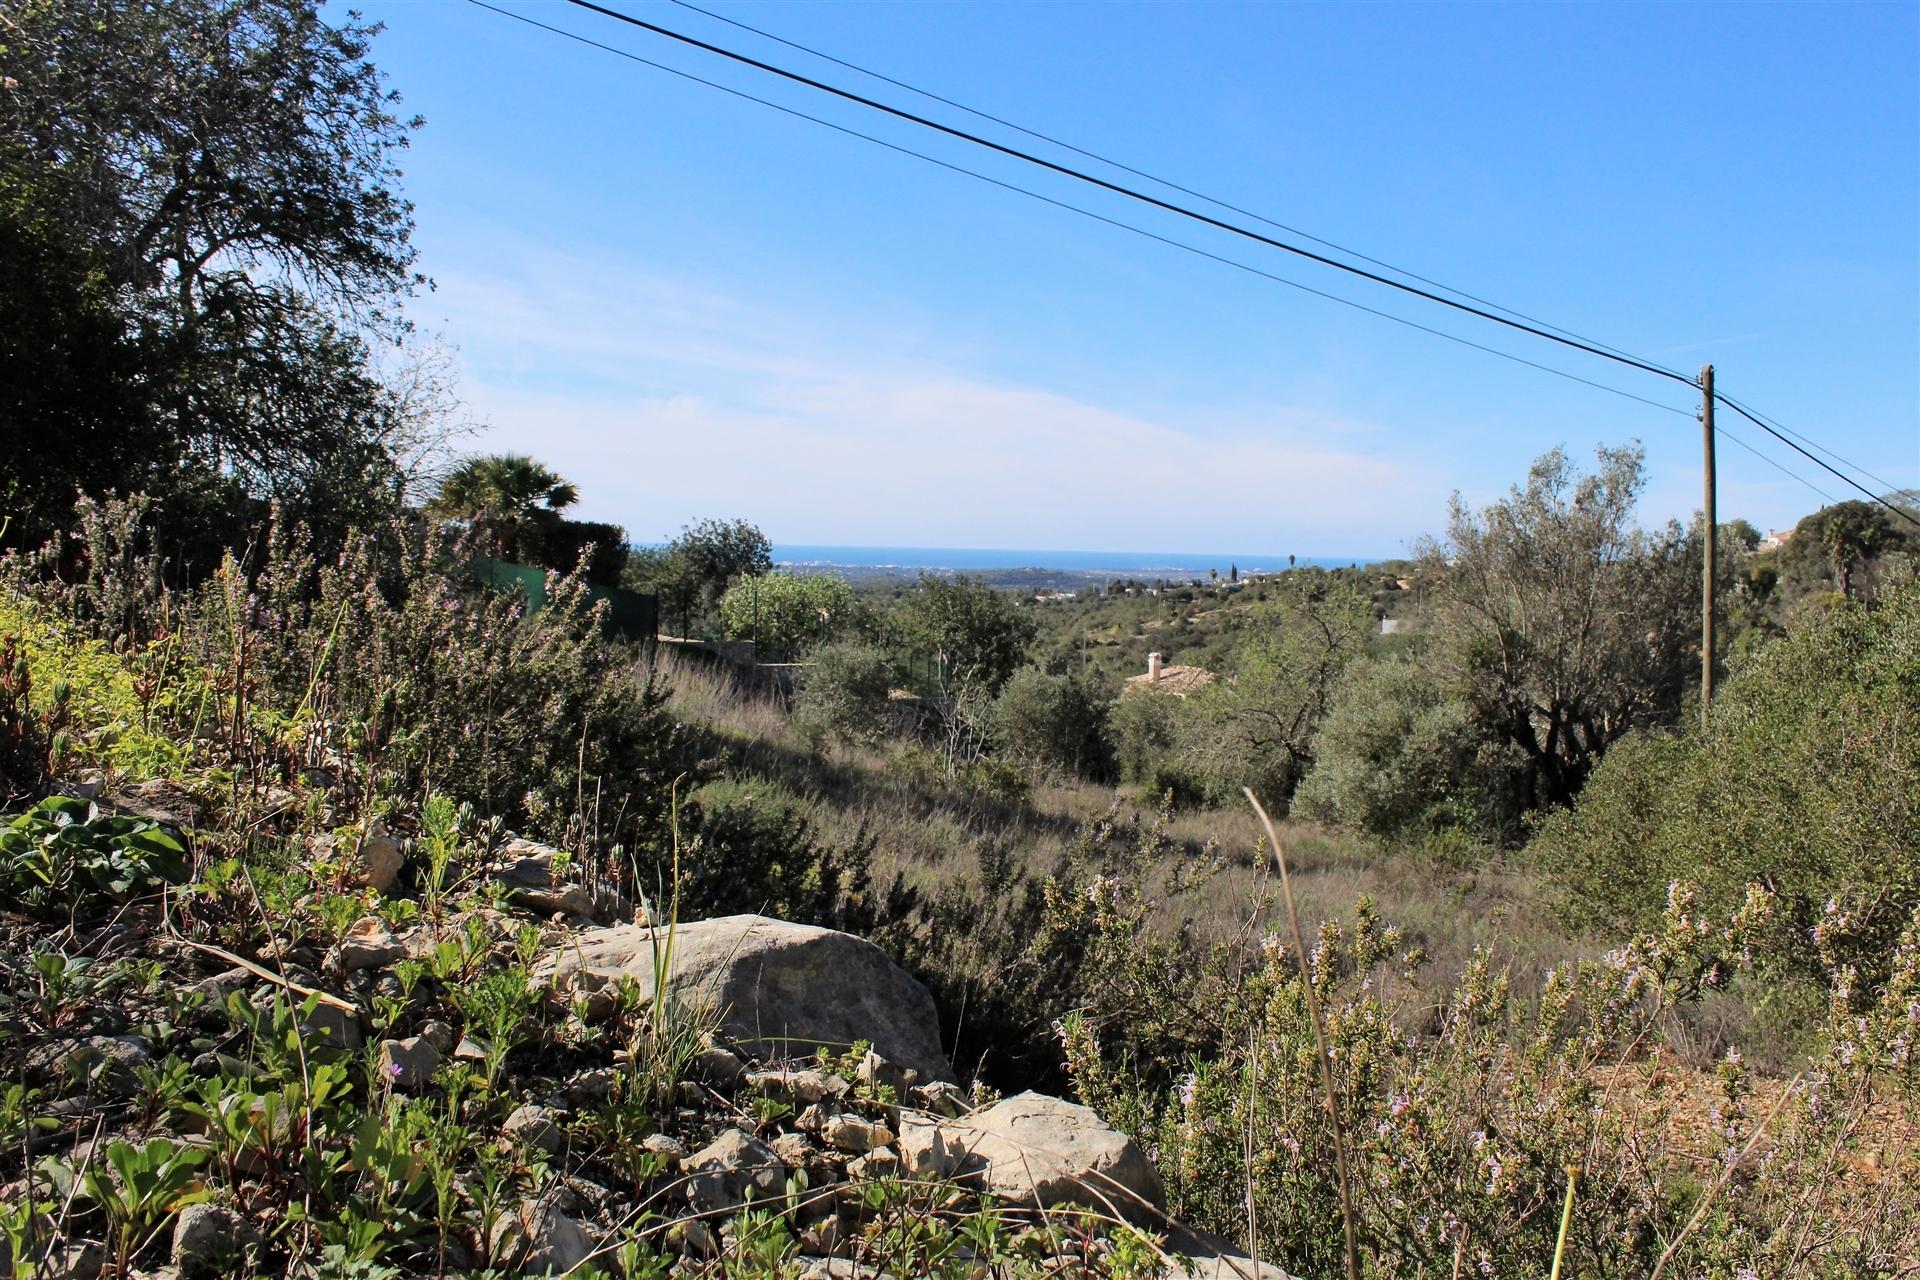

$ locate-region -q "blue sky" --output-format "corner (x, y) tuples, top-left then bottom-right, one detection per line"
(357, 0), (1918, 558)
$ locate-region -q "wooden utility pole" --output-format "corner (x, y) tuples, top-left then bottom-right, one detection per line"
(1700, 364), (1717, 724)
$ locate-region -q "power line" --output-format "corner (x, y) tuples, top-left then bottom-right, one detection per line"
(467, 0), (1695, 424)
(1715, 427), (1839, 508)
(564, 0), (1695, 389)
(475, 0), (1915, 529)
(1714, 395), (1920, 529)
(1714, 390), (1908, 498)
(565, 0), (1920, 527)
(665, 0), (1682, 380)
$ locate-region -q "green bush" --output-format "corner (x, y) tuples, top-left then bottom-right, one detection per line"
(678, 780), (882, 933)
(991, 667), (1112, 780)
(1294, 654), (1523, 848)
(791, 642), (896, 749)
(1533, 577), (1920, 981)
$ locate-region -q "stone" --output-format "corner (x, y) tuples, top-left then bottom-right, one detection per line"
(664, 1219), (718, 1258)
(38, 1239), (104, 1280)
(302, 1002), (363, 1052)
(641, 1132), (686, 1164)
(333, 917), (403, 971)
(376, 1036), (441, 1091)
(102, 778), (201, 829)
(746, 1068), (846, 1106)
(537, 915), (952, 1082)
(856, 1049), (916, 1098)
(910, 1080), (970, 1118)
(844, 1147), (901, 1180)
(682, 1128), (788, 1212)
(797, 1259), (890, 1280)
(419, 1019), (456, 1054)
(172, 1203), (248, 1276)
(454, 1036), (490, 1064)
(186, 967), (254, 1009)
(953, 1091), (1164, 1222)
(819, 1113), (892, 1154)
(503, 1104), (564, 1157)
(492, 838), (614, 920)
(488, 1195), (593, 1276)
(895, 1113), (960, 1180)
(353, 820), (405, 893)
(691, 1041), (747, 1086)
(28, 1036), (151, 1096)
(769, 1131), (822, 1167)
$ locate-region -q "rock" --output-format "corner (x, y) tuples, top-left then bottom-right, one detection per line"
(664, 1219), (717, 1258)
(844, 1147), (900, 1180)
(857, 1049), (916, 1098)
(102, 778), (201, 829)
(911, 1080), (970, 1118)
(503, 1105), (564, 1157)
(419, 1019), (456, 1054)
(39, 1239), (104, 1280)
(28, 1035), (151, 1096)
(895, 1113), (960, 1180)
(769, 1131), (822, 1166)
(333, 917), (403, 972)
(820, 1113), (892, 1154)
(57, 771), (106, 802)
(746, 1068), (847, 1106)
(683, 1128), (788, 1211)
(798, 1259), (890, 1280)
(172, 1203), (248, 1276)
(953, 1091), (1164, 1222)
(186, 966), (254, 1009)
(564, 1066), (615, 1102)
(691, 1041), (747, 1086)
(538, 915), (952, 1082)
(376, 1036), (441, 1090)
(641, 1132), (686, 1164)
(301, 1002), (363, 1052)
(492, 838), (619, 920)
(353, 820), (405, 893)
(1177, 1253), (1296, 1279)
(454, 1036), (490, 1064)
(488, 1195), (593, 1276)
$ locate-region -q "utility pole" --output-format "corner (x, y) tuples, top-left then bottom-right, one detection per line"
(1700, 364), (1717, 725)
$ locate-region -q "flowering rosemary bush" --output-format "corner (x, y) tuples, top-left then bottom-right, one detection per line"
(1057, 868), (1918, 1277)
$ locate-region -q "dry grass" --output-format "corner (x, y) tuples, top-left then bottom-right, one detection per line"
(650, 649), (1801, 1073)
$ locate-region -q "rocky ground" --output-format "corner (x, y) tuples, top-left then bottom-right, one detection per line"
(0, 784), (1281, 1279)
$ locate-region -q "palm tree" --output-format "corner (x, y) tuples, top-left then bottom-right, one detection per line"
(430, 453), (578, 562)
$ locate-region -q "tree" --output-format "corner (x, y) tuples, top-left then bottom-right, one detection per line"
(1417, 444), (1698, 811)
(430, 454), (578, 564)
(675, 518), (774, 615)
(0, 0), (420, 326)
(0, 0), (430, 549)
(624, 519), (773, 637)
(717, 572), (855, 659)
(1179, 574), (1374, 806)
(1802, 501), (1902, 599)
(0, 173), (160, 550)
(895, 574), (1037, 697)
(1534, 576), (1920, 983)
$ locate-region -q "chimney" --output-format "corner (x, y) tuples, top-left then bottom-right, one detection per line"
(1147, 652), (1163, 682)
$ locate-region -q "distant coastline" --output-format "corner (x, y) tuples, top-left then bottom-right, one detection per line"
(771, 544), (1376, 583)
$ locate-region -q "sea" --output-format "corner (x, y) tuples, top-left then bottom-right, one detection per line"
(772, 544), (1365, 581)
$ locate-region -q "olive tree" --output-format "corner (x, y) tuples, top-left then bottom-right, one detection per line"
(1416, 444), (1697, 811)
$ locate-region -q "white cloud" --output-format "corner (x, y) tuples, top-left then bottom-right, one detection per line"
(426, 243), (1437, 553)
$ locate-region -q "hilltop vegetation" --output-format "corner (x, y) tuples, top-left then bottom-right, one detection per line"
(4, 3), (1919, 1277)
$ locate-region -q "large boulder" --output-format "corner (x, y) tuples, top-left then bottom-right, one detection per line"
(953, 1091), (1164, 1222)
(536, 915), (952, 1082)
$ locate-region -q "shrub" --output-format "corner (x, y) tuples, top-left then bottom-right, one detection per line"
(992, 667), (1112, 780)
(1533, 577), (1920, 982)
(678, 779), (883, 933)
(1294, 653), (1524, 848)
(791, 642), (895, 749)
